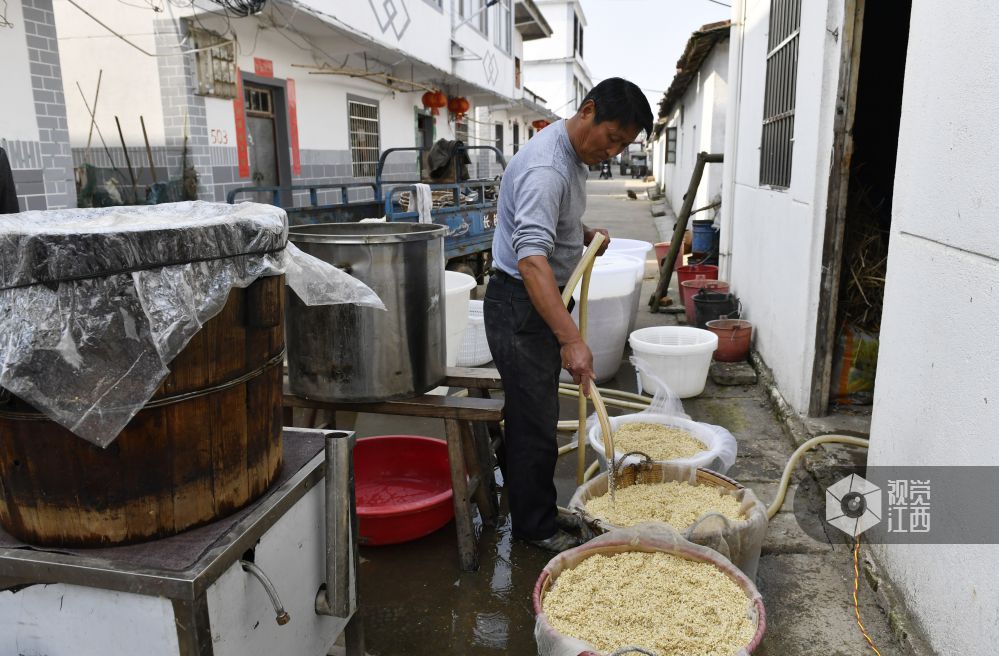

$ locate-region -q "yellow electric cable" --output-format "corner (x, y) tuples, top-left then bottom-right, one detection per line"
(853, 536), (882, 655)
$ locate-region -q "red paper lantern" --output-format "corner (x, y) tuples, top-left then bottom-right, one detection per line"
(448, 96), (470, 120)
(422, 90), (448, 116)
(532, 119), (550, 130)
(421, 90), (435, 111)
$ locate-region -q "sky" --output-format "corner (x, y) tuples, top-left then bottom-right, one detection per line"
(579, 0), (731, 115)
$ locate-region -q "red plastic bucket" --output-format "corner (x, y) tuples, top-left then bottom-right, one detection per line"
(677, 264), (719, 312)
(354, 435), (455, 546)
(653, 242), (683, 272)
(706, 319), (753, 362)
(681, 279), (730, 320)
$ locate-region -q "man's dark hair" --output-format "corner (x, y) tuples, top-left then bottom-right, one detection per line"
(580, 77), (654, 138)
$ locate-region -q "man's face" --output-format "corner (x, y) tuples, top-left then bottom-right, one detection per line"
(574, 101), (643, 166)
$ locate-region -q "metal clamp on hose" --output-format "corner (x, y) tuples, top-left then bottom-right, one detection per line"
(315, 429), (359, 619)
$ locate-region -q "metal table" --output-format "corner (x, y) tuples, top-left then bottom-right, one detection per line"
(0, 428), (362, 656)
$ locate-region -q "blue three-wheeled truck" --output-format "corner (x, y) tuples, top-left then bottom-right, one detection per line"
(227, 145), (506, 282)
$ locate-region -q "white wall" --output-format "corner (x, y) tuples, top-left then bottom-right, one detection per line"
(300, 0), (452, 73)
(522, 0), (572, 60)
(660, 42), (728, 215)
(0, 0), (40, 143)
(53, 0), (165, 146)
(867, 1), (999, 651)
(722, 0), (844, 413)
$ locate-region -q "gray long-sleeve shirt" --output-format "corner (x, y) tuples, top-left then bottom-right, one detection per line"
(491, 119), (587, 286)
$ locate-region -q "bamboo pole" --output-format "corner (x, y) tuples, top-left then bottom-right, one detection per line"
(84, 70), (102, 161)
(649, 152), (723, 312)
(140, 116), (158, 184)
(114, 115), (138, 203)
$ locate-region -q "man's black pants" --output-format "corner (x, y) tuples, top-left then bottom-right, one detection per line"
(483, 271), (564, 541)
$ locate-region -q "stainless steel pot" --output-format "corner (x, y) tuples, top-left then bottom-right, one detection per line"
(286, 222), (447, 402)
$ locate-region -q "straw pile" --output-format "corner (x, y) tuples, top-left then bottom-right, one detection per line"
(584, 480), (744, 529)
(542, 551), (757, 655)
(612, 422), (705, 461)
(839, 179), (889, 332)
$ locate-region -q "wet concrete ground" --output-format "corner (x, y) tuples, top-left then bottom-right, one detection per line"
(347, 175), (911, 655)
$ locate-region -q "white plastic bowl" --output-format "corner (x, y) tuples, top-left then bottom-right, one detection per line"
(560, 255), (644, 383)
(628, 326), (718, 397)
(444, 271), (477, 367)
(585, 412), (733, 473)
(456, 300), (492, 367)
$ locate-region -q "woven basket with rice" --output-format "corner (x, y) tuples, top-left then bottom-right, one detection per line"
(568, 461), (769, 580)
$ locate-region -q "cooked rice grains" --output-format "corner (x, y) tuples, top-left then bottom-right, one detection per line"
(612, 422), (705, 462)
(542, 551), (757, 655)
(585, 480), (744, 529)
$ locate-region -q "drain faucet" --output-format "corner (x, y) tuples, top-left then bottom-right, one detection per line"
(241, 560), (291, 625)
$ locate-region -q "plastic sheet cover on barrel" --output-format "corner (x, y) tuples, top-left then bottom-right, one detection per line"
(0, 201), (382, 447)
(559, 254), (644, 384)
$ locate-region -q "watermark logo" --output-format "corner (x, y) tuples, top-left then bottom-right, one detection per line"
(825, 473), (882, 537)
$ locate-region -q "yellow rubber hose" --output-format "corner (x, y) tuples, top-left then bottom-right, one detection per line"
(561, 232), (605, 484)
(766, 434), (871, 519)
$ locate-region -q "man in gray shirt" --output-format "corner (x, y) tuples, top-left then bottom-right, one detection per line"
(484, 78), (653, 551)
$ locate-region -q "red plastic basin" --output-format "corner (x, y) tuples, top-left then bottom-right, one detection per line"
(354, 435), (455, 546)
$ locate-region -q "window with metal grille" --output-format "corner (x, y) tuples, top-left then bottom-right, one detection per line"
(494, 123), (504, 152)
(455, 120), (468, 144)
(190, 27), (236, 99)
(760, 0), (802, 188)
(666, 127), (677, 163)
(348, 98), (380, 177)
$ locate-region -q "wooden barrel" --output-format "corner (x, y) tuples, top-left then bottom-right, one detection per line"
(0, 275), (286, 547)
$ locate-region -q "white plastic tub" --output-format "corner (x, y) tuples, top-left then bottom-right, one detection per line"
(606, 238), (654, 266)
(456, 300), (492, 367)
(560, 255), (644, 383)
(628, 326), (718, 397)
(606, 240), (652, 333)
(444, 270), (477, 367)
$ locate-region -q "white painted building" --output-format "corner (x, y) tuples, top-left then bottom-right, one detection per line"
(0, 0), (75, 210)
(866, 0), (999, 652)
(650, 21), (729, 217)
(722, 0), (998, 650)
(720, 0), (860, 417)
(50, 0), (556, 205)
(522, 0), (591, 118)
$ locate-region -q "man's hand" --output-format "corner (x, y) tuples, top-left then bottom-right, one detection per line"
(561, 338), (595, 395)
(584, 226), (610, 255)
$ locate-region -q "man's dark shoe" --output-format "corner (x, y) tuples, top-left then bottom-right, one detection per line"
(528, 530), (584, 552)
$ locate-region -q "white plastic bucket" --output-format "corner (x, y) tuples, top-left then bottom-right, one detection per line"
(560, 255), (644, 383)
(444, 271), (477, 367)
(628, 326), (718, 397)
(456, 300), (492, 367)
